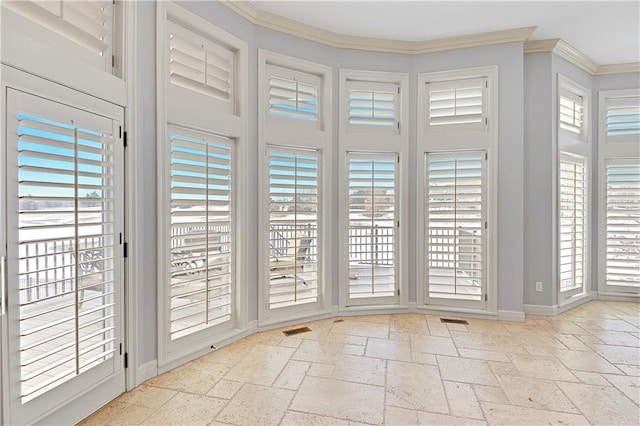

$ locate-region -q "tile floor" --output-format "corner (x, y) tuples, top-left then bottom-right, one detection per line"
(81, 300), (640, 425)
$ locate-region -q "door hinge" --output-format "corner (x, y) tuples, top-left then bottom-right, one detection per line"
(123, 242), (128, 258)
(123, 131), (128, 147)
(124, 352), (129, 368)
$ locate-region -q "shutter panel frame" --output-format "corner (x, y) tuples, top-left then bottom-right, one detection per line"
(266, 64), (321, 124)
(426, 78), (488, 132)
(346, 80), (399, 133)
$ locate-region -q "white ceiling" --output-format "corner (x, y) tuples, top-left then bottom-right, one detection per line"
(249, 1), (640, 65)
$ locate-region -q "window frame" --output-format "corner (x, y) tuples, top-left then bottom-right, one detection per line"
(258, 49), (333, 327)
(156, 1), (248, 370)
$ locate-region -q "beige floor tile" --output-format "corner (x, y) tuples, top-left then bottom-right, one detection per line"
(145, 360), (229, 394)
(331, 319), (390, 339)
(325, 332), (369, 345)
(206, 379), (243, 399)
(553, 333), (591, 351)
(281, 411), (350, 425)
(410, 335), (458, 356)
(437, 355), (498, 386)
(487, 360), (520, 376)
(80, 401), (154, 425)
(425, 317), (451, 337)
(273, 360), (310, 390)
(508, 353), (579, 382)
(349, 314), (391, 324)
(390, 314), (428, 334)
(417, 411), (487, 425)
(332, 354), (386, 386)
(366, 337), (412, 361)
(386, 360), (448, 414)
(557, 381), (640, 425)
(588, 330), (640, 347)
(443, 381), (484, 420)
(279, 337), (303, 348)
(389, 331), (412, 341)
(293, 339), (345, 364)
(411, 351), (438, 365)
(385, 406), (419, 425)
(116, 385), (176, 409)
(472, 384), (510, 404)
(590, 343), (640, 365)
(307, 362), (335, 378)
(480, 402), (588, 425)
(495, 374), (579, 413)
(450, 331), (527, 354)
(290, 376), (385, 424)
(615, 363), (640, 376)
(343, 343), (366, 355)
(457, 348), (509, 363)
(603, 373), (640, 405)
(224, 344), (294, 385)
(553, 348), (623, 374)
(217, 383), (294, 425)
(142, 392), (227, 425)
(200, 340), (254, 365)
(572, 370), (611, 386)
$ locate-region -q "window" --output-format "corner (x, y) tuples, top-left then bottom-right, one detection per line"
(425, 152), (486, 307)
(267, 65), (320, 122)
(426, 78), (487, 131)
(268, 148), (320, 310)
(604, 95), (640, 140)
(603, 159), (639, 289)
(559, 93), (584, 135)
(259, 50), (332, 324)
(559, 154), (586, 296)
(157, 2), (247, 365)
(346, 154), (398, 304)
(347, 81), (398, 131)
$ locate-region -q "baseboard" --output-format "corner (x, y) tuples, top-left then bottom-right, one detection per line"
(257, 309), (334, 332)
(409, 302), (417, 312)
(135, 360), (158, 387)
(497, 310), (526, 322)
(337, 305), (411, 316)
(416, 305), (498, 321)
(558, 292), (595, 313)
(596, 292), (640, 302)
(523, 304), (558, 316)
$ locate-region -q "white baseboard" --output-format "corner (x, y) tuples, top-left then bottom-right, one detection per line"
(416, 305), (498, 320)
(135, 360), (158, 387)
(558, 292), (595, 314)
(408, 302), (417, 312)
(523, 304), (558, 316)
(497, 310), (526, 322)
(596, 292), (640, 302)
(337, 305), (410, 316)
(257, 310), (334, 332)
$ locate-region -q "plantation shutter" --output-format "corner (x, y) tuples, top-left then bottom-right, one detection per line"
(169, 125), (233, 340)
(605, 96), (640, 138)
(427, 78), (486, 129)
(347, 154), (398, 300)
(347, 81), (398, 129)
(4, 0), (112, 68)
(605, 159), (640, 288)
(267, 65), (319, 122)
(559, 154), (586, 294)
(560, 93), (584, 135)
(426, 152), (485, 304)
(168, 21), (234, 105)
(268, 149), (319, 310)
(17, 111), (118, 401)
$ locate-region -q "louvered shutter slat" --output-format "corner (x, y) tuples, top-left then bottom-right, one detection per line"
(605, 97), (640, 137)
(268, 75), (319, 122)
(559, 154), (586, 293)
(347, 84), (398, 128)
(428, 80), (486, 129)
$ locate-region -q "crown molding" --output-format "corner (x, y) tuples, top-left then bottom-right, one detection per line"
(595, 62), (640, 76)
(222, 1), (534, 55)
(223, 1), (638, 75)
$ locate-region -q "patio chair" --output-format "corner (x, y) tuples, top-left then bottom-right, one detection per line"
(270, 237), (312, 285)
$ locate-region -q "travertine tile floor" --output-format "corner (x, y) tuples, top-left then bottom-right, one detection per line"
(81, 301), (640, 425)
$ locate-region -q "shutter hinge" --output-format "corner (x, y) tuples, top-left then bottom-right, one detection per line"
(397, 121), (400, 130)
(485, 80), (488, 88)
(397, 289), (400, 296)
(119, 126), (122, 139)
(112, 55), (115, 68)
(484, 294), (488, 301)
(124, 352), (128, 368)
(123, 131), (128, 148)
(123, 242), (128, 258)
(119, 343), (122, 355)
(485, 221), (488, 229)
(397, 86), (400, 94)
(485, 152), (488, 160)
(485, 117), (488, 126)
(119, 232), (122, 244)
(397, 220), (400, 228)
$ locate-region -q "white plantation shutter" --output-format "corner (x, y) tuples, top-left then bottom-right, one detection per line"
(168, 21), (234, 105)
(605, 159), (640, 288)
(347, 154), (398, 300)
(605, 96), (640, 138)
(169, 126), (233, 340)
(560, 93), (584, 135)
(267, 65), (319, 122)
(4, 0), (112, 68)
(16, 110), (118, 401)
(347, 81), (398, 129)
(427, 78), (487, 130)
(268, 149), (319, 310)
(426, 152), (485, 305)
(559, 154), (586, 294)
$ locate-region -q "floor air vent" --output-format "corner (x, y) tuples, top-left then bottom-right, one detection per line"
(283, 326), (312, 336)
(440, 318), (469, 325)
(333, 319), (344, 323)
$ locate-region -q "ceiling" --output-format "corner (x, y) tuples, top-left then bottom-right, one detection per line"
(249, 1), (640, 65)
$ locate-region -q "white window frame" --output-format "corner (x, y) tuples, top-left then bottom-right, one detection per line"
(258, 50), (332, 327)
(338, 69), (409, 311)
(156, 2), (248, 370)
(557, 75), (590, 304)
(416, 66), (498, 315)
(597, 89), (640, 297)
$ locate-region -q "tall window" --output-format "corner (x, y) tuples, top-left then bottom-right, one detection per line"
(339, 70), (408, 308)
(157, 3), (247, 365)
(558, 75), (590, 302)
(598, 90), (640, 295)
(259, 51), (331, 324)
(418, 67), (496, 310)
